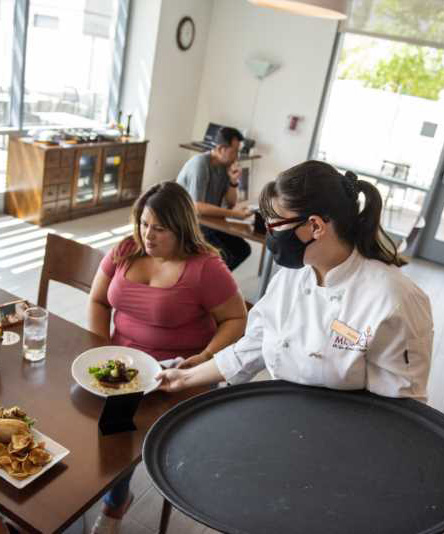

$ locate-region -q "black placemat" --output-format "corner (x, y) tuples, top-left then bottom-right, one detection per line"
(143, 381), (444, 534)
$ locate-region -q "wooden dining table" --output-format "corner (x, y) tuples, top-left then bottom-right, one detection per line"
(198, 215), (273, 299)
(0, 289), (206, 534)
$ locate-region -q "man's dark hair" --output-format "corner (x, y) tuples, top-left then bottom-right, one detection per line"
(215, 127), (244, 147)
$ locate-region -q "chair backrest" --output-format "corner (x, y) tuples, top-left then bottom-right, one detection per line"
(37, 233), (105, 309)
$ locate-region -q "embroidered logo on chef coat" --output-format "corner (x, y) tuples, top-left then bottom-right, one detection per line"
(331, 325), (373, 352)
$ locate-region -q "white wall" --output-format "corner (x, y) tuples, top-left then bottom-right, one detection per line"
(120, 0), (163, 139)
(142, 0), (214, 186)
(193, 0), (338, 196)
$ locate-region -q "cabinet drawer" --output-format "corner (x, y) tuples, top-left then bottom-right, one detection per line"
(125, 158), (144, 173)
(44, 167), (73, 185)
(138, 144), (146, 159)
(126, 145), (139, 160)
(106, 147), (125, 157)
(121, 188), (139, 201)
(57, 198), (71, 213)
(41, 202), (57, 220)
(122, 171), (142, 189)
(61, 150), (75, 168)
(42, 185), (58, 203)
(58, 183), (71, 199)
(45, 150), (61, 168)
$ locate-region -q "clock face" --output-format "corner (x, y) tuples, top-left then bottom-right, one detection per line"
(177, 17), (195, 51)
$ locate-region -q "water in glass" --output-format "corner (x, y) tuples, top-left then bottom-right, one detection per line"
(23, 307), (48, 362)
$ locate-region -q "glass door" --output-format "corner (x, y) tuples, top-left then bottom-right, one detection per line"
(98, 147), (124, 203)
(72, 148), (100, 208)
(415, 152), (444, 263)
(314, 33), (444, 239)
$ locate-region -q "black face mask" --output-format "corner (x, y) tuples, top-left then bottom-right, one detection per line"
(266, 223), (315, 269)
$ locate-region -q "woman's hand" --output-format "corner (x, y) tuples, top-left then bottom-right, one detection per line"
(156, 369), (188, 392)
(178, 350), (212, 369)
(156, 359), (225, 392)
(231, 206), (253, 220)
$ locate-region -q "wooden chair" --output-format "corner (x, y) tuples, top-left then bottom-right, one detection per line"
(37, 233), (105, 309)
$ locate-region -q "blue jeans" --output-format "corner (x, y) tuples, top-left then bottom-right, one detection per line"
(104, 467), (135, 509)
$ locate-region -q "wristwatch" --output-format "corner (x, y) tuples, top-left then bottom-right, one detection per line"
(229, 181), (239, 188)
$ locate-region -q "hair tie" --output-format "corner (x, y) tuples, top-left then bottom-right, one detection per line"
(342, 171), (359, 201)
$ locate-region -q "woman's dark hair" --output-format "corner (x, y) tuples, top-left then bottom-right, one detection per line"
(114, 181), (218, 264)
(259, 160), (406, 267)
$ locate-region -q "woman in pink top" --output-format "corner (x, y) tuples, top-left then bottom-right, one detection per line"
(88, 181), (246, 532)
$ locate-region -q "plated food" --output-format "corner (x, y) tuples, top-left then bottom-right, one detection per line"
(0, 406), (51, 480)
(72, 346), (162, 398)
(88, 359), (139, 393)
(0, 406), (69, 489)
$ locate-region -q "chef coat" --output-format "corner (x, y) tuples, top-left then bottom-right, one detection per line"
(215, 248), (433, 401)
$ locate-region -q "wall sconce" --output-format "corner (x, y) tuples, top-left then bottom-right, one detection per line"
(247, 0), (348, 20)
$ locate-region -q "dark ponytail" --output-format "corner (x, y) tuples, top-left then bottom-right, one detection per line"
(260, 160), (406, 267)
(354, 178), (406, 267)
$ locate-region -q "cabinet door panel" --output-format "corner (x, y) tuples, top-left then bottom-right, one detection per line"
(122, 171), (142, 189)
(99, 148), (124, 204)
(125, 158), (144, 173)
(72, 148), (101, 209)
(126, 145), (139, 159)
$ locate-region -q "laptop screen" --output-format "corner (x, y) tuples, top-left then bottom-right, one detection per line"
(204, 123), (223, 143)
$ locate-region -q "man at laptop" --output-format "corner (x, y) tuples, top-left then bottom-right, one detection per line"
(177, 126), (252, 271)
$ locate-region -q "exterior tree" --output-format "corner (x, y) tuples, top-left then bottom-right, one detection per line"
(373, 0), (444, 43)
(339, 45), (444, 100)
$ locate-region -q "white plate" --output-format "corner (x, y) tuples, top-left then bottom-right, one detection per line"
(0, 428), (69, 489)
(71, 346), (162, 398)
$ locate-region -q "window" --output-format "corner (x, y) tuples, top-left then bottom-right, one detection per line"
(0, 0), (15, 127)
(0, 0), (129, 197)
(24, 0), (117, 128)
(315, 34), (444, 236)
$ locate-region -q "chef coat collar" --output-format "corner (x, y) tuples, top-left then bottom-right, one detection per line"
(305, 248), (362, 289)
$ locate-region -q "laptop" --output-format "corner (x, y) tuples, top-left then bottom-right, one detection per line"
(191, 122), (223, 150)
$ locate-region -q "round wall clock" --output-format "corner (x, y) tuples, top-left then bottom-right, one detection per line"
(176, 16), (195, 51)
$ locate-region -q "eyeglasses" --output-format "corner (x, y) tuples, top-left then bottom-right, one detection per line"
(265, 215), (308, 236)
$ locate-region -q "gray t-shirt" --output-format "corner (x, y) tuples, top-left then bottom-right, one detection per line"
(177, 152), (229, 207)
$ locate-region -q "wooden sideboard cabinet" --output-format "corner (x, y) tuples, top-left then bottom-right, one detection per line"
(5, 137), (148, 226)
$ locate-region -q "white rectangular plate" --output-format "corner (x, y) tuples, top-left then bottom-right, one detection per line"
(0, 428), (69, 489)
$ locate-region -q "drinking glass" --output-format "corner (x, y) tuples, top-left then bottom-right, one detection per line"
(22, 307), (48, 362)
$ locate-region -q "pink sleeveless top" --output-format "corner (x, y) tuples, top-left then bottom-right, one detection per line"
(100, 240), (239, 361)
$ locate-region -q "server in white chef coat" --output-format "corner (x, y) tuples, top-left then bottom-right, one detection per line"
(157, 160), (433, 401)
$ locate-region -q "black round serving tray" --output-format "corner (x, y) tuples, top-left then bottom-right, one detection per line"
(143, 381), (444, 534)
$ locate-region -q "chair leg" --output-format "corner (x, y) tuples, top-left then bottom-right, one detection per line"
(258, 243), (266, 277)
(159, 498), (173, 534)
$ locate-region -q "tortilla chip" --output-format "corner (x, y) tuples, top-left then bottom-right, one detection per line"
(29, 447), (52, 466)
(9, 433), (32, 452)
(10, 451), (28, 462)
(23, 459), (42, 475)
